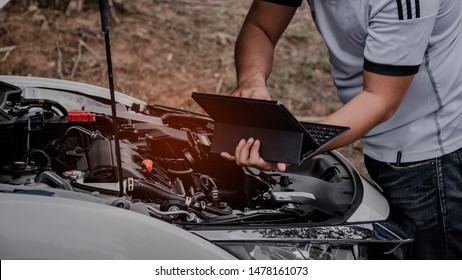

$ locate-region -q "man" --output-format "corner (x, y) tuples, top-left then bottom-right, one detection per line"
(221, 0), (462, 259)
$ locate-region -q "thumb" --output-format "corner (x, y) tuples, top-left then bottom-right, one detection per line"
(277, 162), (288, 172)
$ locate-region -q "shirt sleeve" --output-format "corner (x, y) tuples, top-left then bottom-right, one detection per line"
(262, 0), (303, 7)
(364, 0), (440, 76)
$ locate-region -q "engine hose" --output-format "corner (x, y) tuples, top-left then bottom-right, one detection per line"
(167, 168), (193, 175)
(146, 204), (197, 222)
(21, 149), (52, 168)
(36, 171), (73, 191)
(56, 126), (107, 145)
(130, 179), (206, 209)
(130, 179), (186, 203)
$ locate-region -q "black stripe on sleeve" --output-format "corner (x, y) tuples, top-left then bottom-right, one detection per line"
(406, 0), (413, 19)
(364, 59), (420, 76)
(415, 0), (420, 18)
(262, 0), (303, 7)
(396, 0), (404, 20)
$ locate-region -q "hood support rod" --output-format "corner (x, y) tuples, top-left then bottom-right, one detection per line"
(99, 0), (124, 197)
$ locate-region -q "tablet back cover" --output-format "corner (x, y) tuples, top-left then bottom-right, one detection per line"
(192, 92), (318, 165)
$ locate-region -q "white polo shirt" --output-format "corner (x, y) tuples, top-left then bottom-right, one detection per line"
(264, 0), (462, 162)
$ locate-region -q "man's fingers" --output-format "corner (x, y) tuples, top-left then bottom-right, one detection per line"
(247, 139), (277, 171)
(249, 139), (262, 165)
(277, 162), (288, 172)
(230, 86), (271, 100)
(222, 137), (286, 172)
(234, 138), (248, 166)
(220, 152), (235, 161)
(237, 138), (255, 165)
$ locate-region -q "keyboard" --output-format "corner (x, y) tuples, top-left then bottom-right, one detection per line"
(301, 122), (348, 146)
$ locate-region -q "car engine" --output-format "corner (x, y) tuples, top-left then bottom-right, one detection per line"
(0, 79), (360, 227)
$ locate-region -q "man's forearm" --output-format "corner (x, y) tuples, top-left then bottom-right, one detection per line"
(321, 89), (397, 150)
(320, 72), (414, 153)
(234, 23), (275, 87)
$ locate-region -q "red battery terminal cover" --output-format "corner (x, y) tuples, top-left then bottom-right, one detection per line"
(67, 110), (96, 122)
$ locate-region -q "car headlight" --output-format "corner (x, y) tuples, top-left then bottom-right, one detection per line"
(215, 242), (367, 260)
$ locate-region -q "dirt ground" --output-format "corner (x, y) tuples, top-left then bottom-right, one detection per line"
(0, 0), (367, 175)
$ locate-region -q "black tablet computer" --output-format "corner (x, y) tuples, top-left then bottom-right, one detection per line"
(192, 92), (349, 165)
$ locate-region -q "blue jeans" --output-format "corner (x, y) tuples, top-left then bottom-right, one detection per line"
(364, 148), (462, 259)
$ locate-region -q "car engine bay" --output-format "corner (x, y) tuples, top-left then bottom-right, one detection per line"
(0, 79), (363, 228)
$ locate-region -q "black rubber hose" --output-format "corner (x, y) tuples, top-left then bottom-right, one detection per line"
(130, 179), (186, 203)
(21, 149), (52, 168)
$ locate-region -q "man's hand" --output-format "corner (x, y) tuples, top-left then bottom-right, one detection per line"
(221, 138), (288, 172)
(230, 84), (271, 100)
(232, 1), (297, 100)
